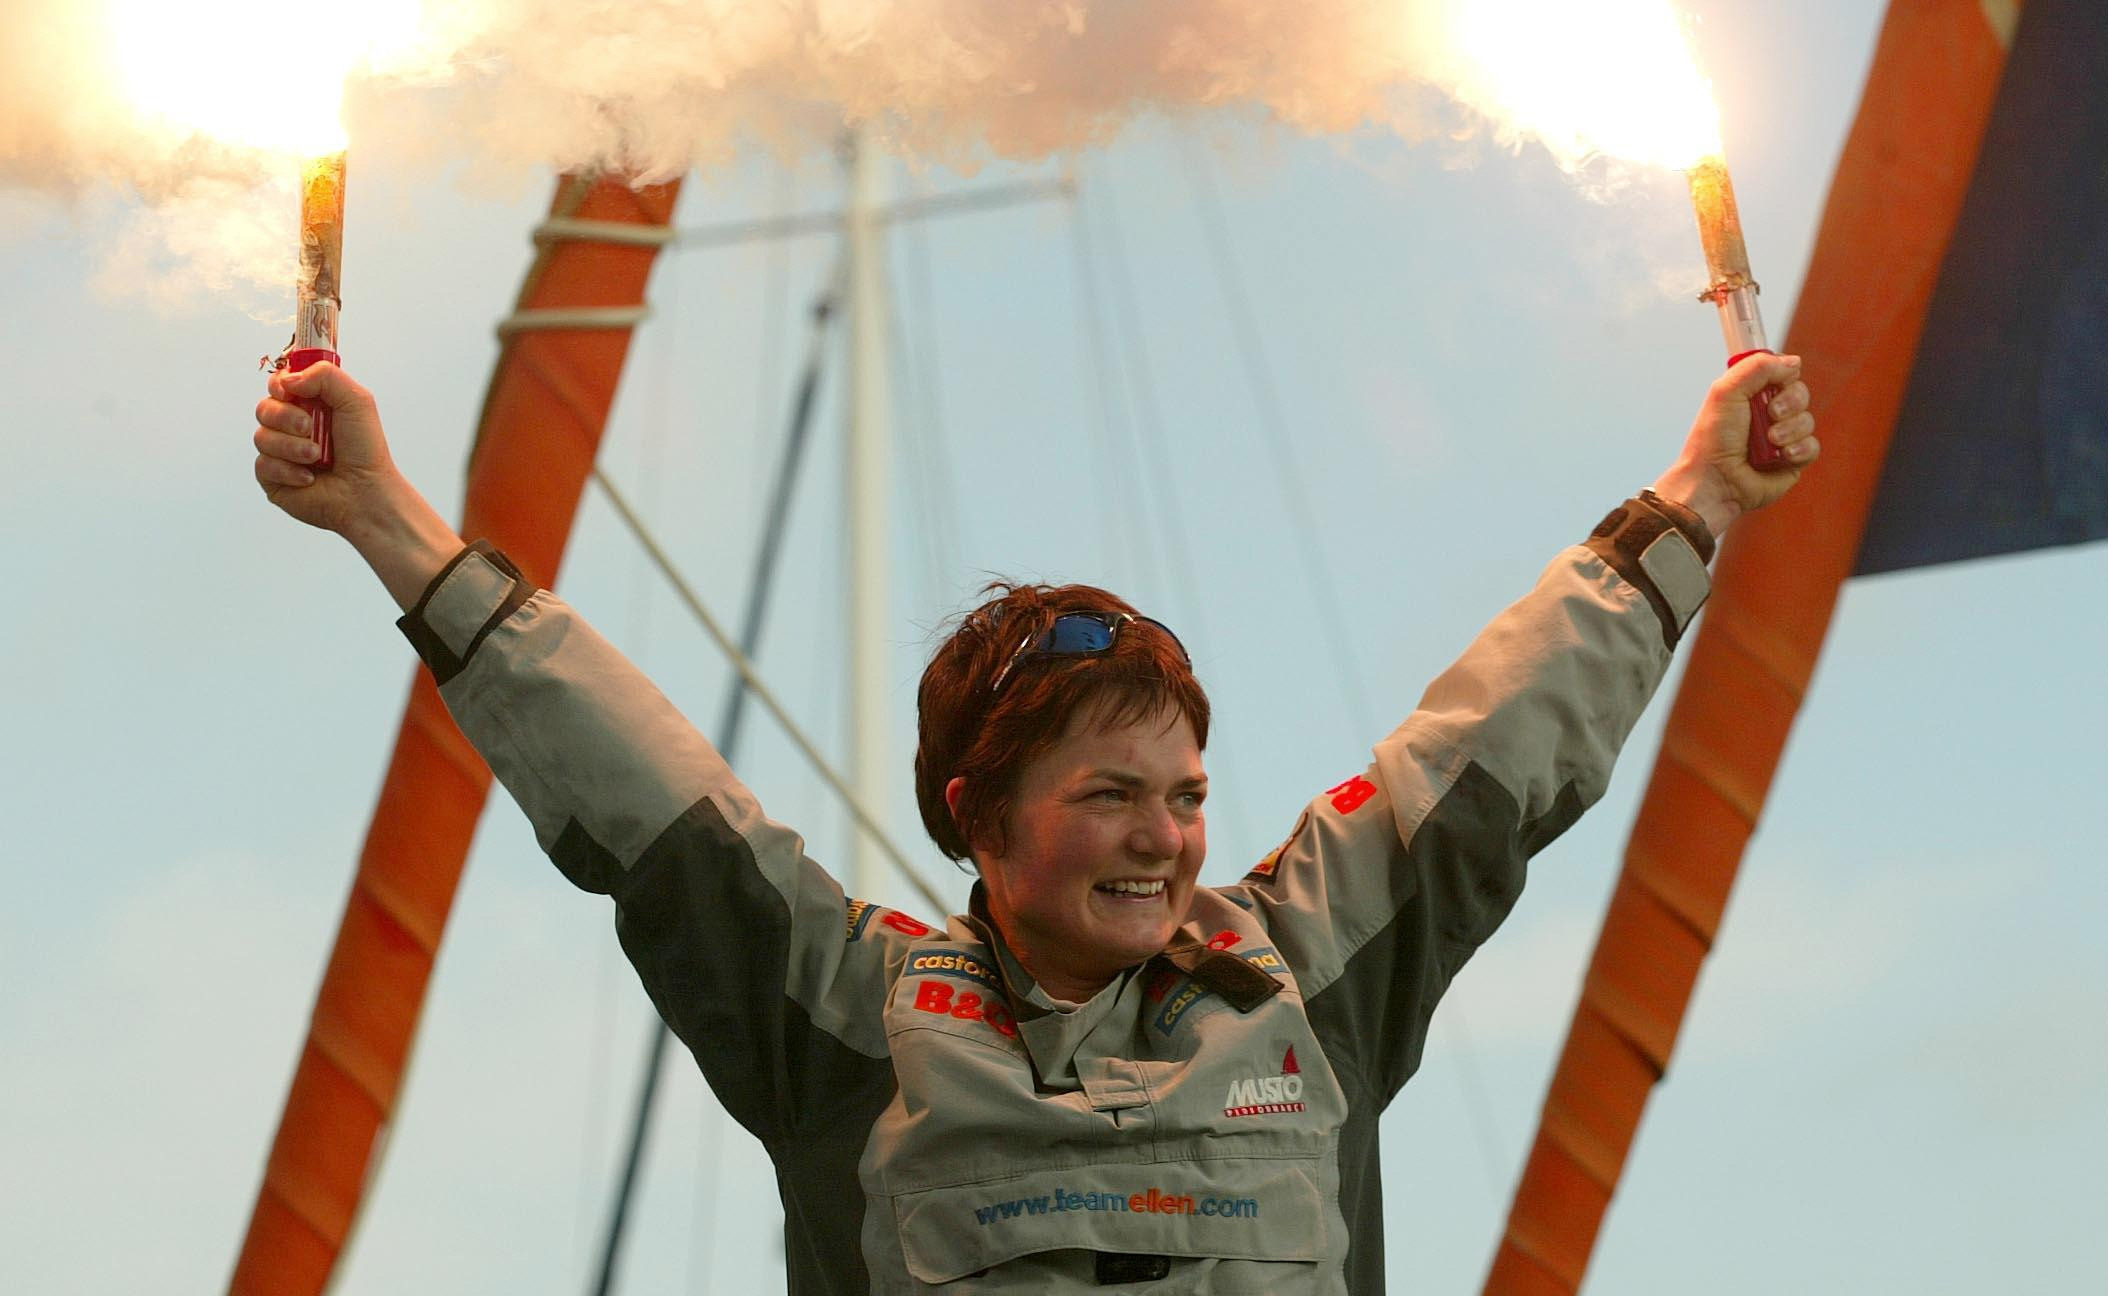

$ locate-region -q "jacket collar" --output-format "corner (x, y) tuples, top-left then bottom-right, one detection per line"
(957, 882), (1281, 1086)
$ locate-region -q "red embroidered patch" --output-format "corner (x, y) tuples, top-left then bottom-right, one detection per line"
(1326, 775), (1378, 814)
(910, 979), (1018, 1038)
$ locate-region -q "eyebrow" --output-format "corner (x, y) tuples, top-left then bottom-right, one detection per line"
(1085, 769), (1209, 791)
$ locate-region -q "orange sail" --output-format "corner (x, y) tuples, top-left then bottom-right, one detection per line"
(229, 173), (682, 1296)
(1485, 2), (2022, 1291)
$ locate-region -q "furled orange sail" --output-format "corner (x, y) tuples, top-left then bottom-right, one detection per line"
(1485, 2), (2022, 1291)
(229, 173), (682, 1296)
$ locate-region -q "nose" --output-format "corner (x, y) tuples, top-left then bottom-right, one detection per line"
(1129, 802), (1184, 862)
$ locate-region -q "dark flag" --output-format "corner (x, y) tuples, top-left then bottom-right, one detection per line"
(1856, 0), (2108, 574)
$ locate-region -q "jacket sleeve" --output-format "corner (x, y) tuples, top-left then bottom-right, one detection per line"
(396, 542), (914, 1150)
(1225, 498), (1712, 1105)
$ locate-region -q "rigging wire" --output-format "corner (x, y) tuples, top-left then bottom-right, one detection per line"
(1172, 135), (1375, 732)
(684, 1088), (723, 1295)
(1438, 1010), (1512, 1205)
(887, 177), (952, 602)
(1172, 132), (1509, 1195)
(541, 176), (1073, 252)
(589, 258), (947, 1296)
(1064, 166), (1170, 605)
(898, 172), (965, 582)
(754, 168), (797, 481)
(1071, 167), (1196, 621)
(1068, 163), (1259, 859)
(578, 217), (688, 1275)
(590, 432), (944, 911)
(672, 168), (798, 1296)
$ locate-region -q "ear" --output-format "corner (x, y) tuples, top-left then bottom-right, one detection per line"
(944, 776), (991, 867)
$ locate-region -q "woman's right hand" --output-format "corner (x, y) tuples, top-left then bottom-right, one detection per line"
(252, 362), (466, 610)
(252, 361), (399, 536)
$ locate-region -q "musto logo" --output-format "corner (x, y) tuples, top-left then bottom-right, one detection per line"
(1224, 1046), (1304, 1118)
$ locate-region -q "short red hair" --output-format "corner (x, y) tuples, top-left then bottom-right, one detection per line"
(915, 582), (1209, 861)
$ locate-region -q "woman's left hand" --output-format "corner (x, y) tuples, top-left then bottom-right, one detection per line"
(1652, 352), (1819, 536)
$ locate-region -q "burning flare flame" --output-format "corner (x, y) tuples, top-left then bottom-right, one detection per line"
(103, 0), (427, 156)
(1437, 0), (1722, 171)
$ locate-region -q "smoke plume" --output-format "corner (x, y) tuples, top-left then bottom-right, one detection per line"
(0, 0), (1713, 305)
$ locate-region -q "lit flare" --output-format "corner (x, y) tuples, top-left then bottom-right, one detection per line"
(282, 152), (347, 470)
(99, 0), (425, 470)
(1444, 0), (1786, 469)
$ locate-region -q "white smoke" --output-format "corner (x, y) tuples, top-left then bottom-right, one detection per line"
(0, 0), (1710, 306)
(364, 0), (1452, 176)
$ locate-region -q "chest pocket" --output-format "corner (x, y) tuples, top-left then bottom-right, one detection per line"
(865, 933), (1345, 1293)
(891, 1157), (1330, 1291)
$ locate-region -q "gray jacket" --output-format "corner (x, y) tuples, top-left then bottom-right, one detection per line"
(396, 496), (1711, 1293)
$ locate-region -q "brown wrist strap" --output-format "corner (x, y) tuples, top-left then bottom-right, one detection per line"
(1585, 496), (1713, 650)
(395, 539), (537, 685)
(1635, 488), (1717, 565)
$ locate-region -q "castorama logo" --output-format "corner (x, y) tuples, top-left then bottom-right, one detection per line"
(1224, 1046), (1305, 1118)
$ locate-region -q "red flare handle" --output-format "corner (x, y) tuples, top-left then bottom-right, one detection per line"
(1730, 348), (1789, 472)
(283, 347), (338, 471)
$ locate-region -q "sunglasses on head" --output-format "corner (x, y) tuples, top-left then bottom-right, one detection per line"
(989, 611), (1190, 696)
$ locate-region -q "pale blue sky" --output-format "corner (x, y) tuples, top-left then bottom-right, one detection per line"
(5, 2), (2104, 1291)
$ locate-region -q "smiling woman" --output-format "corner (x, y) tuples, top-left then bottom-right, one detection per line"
(250, 349), (1815, 1291)
(957, 693), (1207, 1002)
(916, 585), (1209, 864)
(916, 585), (1215, 1002)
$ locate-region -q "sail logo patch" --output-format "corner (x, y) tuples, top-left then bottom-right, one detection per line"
(1224, 1047), (1305, 1118)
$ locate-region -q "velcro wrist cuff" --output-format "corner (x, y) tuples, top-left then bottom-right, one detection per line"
(1585, 497), (1713, 649)
(395, 540), (536, 684)
(1636, 488), (1717, 565)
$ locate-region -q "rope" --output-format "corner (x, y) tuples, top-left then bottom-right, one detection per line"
(587, 466), (949, 915)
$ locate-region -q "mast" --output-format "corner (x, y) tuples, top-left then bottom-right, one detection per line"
(845, 128), (893, 899)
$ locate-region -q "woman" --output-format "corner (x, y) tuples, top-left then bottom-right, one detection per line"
(252, 354), (1814, 1293)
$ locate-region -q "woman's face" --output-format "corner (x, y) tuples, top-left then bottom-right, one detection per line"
(957, 703), (1208, 1003)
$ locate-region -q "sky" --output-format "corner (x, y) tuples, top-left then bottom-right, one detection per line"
(4, 1), (2105, 1292)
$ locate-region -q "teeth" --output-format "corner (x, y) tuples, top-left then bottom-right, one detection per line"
(1097, 879), (1166, 896)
